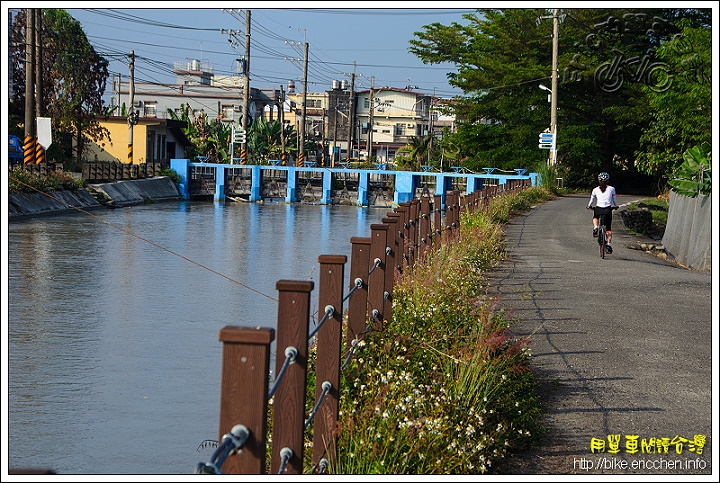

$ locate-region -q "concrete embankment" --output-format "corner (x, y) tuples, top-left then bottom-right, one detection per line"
(8, 177), (182, 218)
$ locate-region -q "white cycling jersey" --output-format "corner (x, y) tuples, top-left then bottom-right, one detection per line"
(588, 185), (618, 208)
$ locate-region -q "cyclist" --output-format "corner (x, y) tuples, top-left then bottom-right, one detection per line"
(587, 172), (619, 253)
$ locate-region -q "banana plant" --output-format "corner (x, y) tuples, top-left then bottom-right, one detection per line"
(668, 142), (711, 198)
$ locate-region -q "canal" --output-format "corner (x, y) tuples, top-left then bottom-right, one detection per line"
(6, 200), (387, 475)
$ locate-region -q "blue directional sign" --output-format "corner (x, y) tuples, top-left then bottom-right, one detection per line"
(538, 132), (554, 149)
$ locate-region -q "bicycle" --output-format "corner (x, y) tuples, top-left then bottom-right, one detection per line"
(596, 207), (619, 259)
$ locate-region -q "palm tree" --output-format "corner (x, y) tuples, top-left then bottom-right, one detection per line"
(248, 117), (296, 164)
(407, 134), (433, 171)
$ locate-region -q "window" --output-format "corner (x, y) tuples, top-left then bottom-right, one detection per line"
(144, 102), (157, 117)
(221, 105), (235, 120)
(157, 134), (166, 161)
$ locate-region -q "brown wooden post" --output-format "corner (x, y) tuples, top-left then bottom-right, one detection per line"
(433, 194), (443, 249)
(367, 224), (388, 331)
(407, 199), (419, 267)
(380, 217), (397, 326)
(394, 204), (409, 268)
(312, 255), (346, 471)
(383, 214), (401, 279)
(419, 197), (431, 259)
(444, 191), (454, 240)
(347, 237), (371, 344)
(271, 280), (314, 475)
(217, 325), (275, 474)
(451, 190), (461, 239)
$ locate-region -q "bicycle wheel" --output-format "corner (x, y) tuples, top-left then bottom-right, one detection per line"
(598, 226), (606, 259)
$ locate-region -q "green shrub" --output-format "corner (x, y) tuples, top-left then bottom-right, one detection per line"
(158, 167), (182, 183)
(8, 167), (85, 194)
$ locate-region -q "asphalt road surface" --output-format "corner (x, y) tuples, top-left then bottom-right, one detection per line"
(485, 194), (714, 477)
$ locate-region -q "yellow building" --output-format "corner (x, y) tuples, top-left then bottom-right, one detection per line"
(81, 116), (191, 165)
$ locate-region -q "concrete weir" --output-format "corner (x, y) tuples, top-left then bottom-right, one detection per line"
(8, 177), (182, 218)
(170, 159), (538, 207)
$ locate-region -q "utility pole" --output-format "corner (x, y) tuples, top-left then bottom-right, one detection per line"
(298, 41), (308, 166)
(241, 9), (250, 164)
(279, 83), (286, 164)
(550, 8), (559, 166)
(332, 107), (338, 166)
(115, 73), (121, 113)
(128, 50), (136, 164)
(346, 62), (355, 161)
(428, 87), (436, 152)
(24, 8), (35, 164)
(34, 9), (43, 117)
(366, 75), (374, 159)
(34, 8), (45, 164)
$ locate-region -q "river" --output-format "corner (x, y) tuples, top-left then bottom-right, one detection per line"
(5, 200), (387, 475)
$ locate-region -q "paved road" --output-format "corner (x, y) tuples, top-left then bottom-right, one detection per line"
(485, 194), (714, 476)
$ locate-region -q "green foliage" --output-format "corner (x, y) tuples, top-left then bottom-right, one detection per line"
(8, 167), (85, 194)
(247, 117), (296, 163)
(667, 142), (711, 197)
(408, 8), (711, 190)
(158, 167), (182, 184)
(634, 23), (711, 184)
(625, 194), (669, 236)
(331, 188), (554, 474)
(10, 9), (111, 162)
(485, 186), (556, 224)
(167, 104), (231, 163)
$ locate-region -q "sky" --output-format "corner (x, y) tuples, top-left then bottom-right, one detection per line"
(9, 3), (484, 103)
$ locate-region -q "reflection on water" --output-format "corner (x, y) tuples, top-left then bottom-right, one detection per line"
(7, 201), (385, 474)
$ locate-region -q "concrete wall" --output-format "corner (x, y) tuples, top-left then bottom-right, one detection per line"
(90, 176), (181, 207)
(7, 190), (102, 218)
(661, 192), (712, 272)
(8, 177), (181, 218)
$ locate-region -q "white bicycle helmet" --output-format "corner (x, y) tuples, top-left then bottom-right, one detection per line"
(598, 172), (610, 181)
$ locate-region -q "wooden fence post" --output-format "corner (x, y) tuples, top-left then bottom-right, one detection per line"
(217, 325), (275, 474)
(382, 214), (401, 279)
(312, 255), (346, 471)
(433, 194), (443, 248)
(368, 224), (389, 331)
(379, 217), (396, 327)
(347, 237), (371, 344)
(271, 280), (314, 475)
(395, 203), (410, 268)
(407, 200), (419, 267)
(419, 197), (431, 258)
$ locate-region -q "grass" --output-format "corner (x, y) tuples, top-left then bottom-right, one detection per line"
(623, 192), (670, 239)
(300, 186), (555, 474)
(626, 193), (669, 226)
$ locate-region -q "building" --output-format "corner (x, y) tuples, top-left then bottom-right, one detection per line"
(110, 60), (454, 165)
(284, 84), (450, 165)
(81, 116), (192, 165)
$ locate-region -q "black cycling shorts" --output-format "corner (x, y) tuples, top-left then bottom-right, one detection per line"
(593, 206), (613, 231)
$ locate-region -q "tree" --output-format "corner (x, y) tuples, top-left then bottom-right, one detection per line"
(167, 104), (231, 163)
(247, 117), (296, 163)
(408, 8), (711, 191)
(10, 9), (110, 162)
(633, 22), (712, 184)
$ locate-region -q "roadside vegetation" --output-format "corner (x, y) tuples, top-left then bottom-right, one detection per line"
(624, 193), (670, 239)
(300, 186), (556, 474)
(8, 166), (86, 194)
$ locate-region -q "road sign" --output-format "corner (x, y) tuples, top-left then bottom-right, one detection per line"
(37, 117), (52, 149)
(538, 132), (554, 149)
(233, 128), (246, 144)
